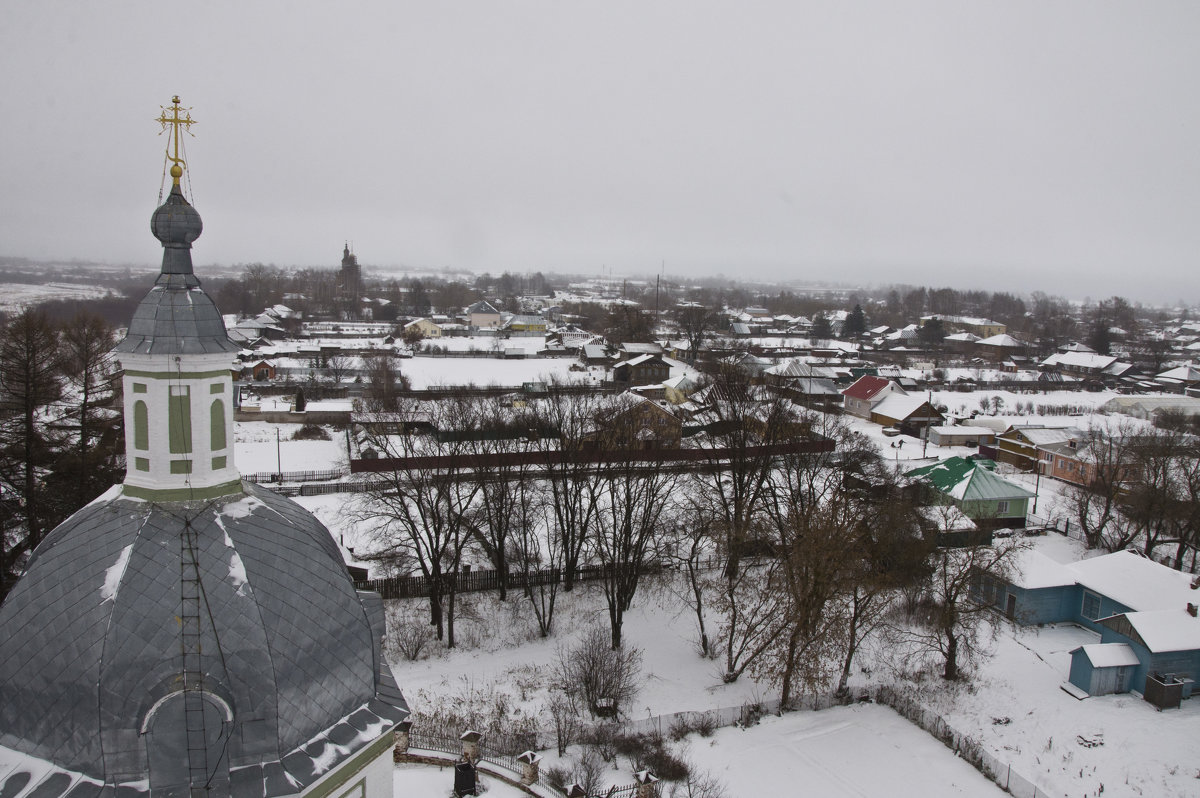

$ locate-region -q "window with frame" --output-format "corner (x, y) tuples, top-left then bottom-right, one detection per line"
(996, 500), (1010, 514)
(1082, 590), (1102, 621)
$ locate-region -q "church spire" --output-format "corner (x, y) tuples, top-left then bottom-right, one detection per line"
(111, 97), (241, 501)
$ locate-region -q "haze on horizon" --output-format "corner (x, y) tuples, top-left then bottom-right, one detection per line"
(2, 1), (1198, 306)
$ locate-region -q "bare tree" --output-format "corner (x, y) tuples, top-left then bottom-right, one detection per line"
(662, 505), (721, 657)
(0, 309), (63, 598)
(528, 386), (606, 592)
(1066, 424), (1136, 550)
(893, 536), (1030, 680)
(674, 302), (719, 365)
(361, 353), (409, 412)
(352, 397), (481, 646)
(712, 561), (784, 683)
(590, 422), (679, 647)
(57, 310), (119, 509)
(462, 399), (544, 600)
(325, 353), (353, 387)
(512, 498), (562, 637)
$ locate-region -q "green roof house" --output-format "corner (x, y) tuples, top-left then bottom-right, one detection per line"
(906, 456), (1035, 529)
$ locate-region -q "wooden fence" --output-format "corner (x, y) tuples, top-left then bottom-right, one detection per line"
(356, 561), (672, 600)
(350, 438), (835, 474)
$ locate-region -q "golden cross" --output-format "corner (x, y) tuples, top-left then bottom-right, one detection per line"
(156, 95), (196, 185)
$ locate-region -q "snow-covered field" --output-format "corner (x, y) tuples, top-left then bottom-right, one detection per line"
(0, 282), (113, 312)
(233, 421), (348, 474)
(400, 357), (601, 389)
(695, 706), (1005, 798)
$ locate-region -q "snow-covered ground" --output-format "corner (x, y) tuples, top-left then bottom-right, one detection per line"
(233, 421), (348, 474)
(400, 357), (600, 389)
(0, 281), (113, 312)
(692, 705), (1005, 798)
(393, 761), (528, 797)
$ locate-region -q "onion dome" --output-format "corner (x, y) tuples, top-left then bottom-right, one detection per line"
(0, 483), (408, 797)
(113, 181), (238, 356)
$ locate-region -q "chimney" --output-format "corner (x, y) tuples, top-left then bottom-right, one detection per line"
(1188, 603), (1197, 618)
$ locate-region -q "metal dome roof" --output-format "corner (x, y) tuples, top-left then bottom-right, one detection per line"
(0, 482), (407, 797)
(112, 183), (239, 356)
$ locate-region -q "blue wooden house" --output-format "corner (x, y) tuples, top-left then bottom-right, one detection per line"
(985, 549), (1200, 698)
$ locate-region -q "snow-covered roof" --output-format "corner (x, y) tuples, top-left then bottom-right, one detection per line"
(1156, 363), (1200, 382)
(1008, 549), (1077, 590)
(928, 425), (994, 436)
(870, 394), (936, 422)
(1073, 643), (1141, 668)
(977, 333), (1023, 348)
(1041, 352), (1118, 370)
(1116, 610), (1200, 653)
(1070, 550), (1197, 613)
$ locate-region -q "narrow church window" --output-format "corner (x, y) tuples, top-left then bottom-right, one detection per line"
(134, 400), (149, 450)
(169, 385), (192, 454)
(211, 400), (226, 451)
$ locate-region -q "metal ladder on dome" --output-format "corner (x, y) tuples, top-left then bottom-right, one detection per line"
(180, 516), (212, 796)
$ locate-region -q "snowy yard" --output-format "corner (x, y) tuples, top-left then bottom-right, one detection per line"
(693, 706), (1005, 798)
(233, 421), (348, 474)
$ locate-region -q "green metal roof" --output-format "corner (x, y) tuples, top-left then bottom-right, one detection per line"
(906, 456), (1035, 502)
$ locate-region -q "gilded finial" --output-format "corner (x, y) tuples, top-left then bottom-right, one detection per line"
(156, 96), (197, 186)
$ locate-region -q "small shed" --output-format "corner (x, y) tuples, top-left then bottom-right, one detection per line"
(1068, 643), (1140, 696)
(927, 425), (996, 448)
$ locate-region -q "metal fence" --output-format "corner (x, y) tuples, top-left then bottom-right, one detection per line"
(408, 732), (643, 798)
(243, 468), (346, 484)
(873, 686), (1057, 798)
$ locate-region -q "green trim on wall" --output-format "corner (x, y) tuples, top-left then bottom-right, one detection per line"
(210, 382), (225, 394)
(124, 368), (233, 380)
(132, 383), (147, 393)
(302, 731), (394, 798)
(135, 457), (150, 472)
(170, 460), (193, 474)
(122, 479), (244, 502)
(212, 456), (227, 470)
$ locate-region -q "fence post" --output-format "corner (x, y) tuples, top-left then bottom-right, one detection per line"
(635, 770), (659, 798)
(393, 720), (411, 757)
(460, 729), (482, 764)
(516, 751), (541, 785)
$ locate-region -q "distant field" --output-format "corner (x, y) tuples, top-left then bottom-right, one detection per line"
(0, 282), (115, 312)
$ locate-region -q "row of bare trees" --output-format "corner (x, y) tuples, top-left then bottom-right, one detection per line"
(0, 308), (121, 599)
(352, 366), (1030, 699)
(1067, 419), (1200, 569)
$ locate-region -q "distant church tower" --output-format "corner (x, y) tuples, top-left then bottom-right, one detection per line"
(0, 98), (407, 798)
(337, 243), (362, 319)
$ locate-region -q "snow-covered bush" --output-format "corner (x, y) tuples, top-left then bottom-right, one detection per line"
(556, 624), (643, 718)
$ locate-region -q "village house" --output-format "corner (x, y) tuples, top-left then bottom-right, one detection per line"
(466, 299), (502, 328)
(403, 317), (443, 338)
(612, 354), (670, 389)
(993, 425), (1086, 473)
(840, 375), (905, 419)
(905, 457), (1035, 529)
(986, 549), (1200, 703)
(868, 394), (945, 437)
(587, 394), (683, 449)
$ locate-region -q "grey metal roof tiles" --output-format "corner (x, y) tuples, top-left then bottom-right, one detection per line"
(112, 184), (238, 356)
(0, 482), (407, 798)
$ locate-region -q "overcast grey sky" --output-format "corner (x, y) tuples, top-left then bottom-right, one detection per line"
(2, 1), (1198, 303)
